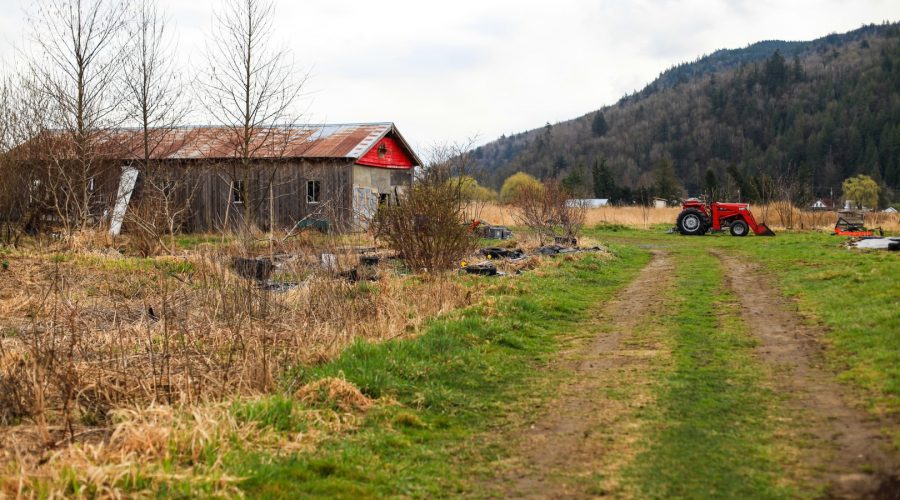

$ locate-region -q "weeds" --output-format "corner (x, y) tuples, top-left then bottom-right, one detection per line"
(0, 232), (481, 494)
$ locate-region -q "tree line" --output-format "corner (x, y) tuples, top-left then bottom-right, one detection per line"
(471, 22), (900, 208)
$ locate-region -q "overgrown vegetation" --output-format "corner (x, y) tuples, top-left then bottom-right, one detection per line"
(511, 180), (586, 244)
(372, 143), (480, 273)
(0, 240), (642, 496)
(0, 234), (479, 490)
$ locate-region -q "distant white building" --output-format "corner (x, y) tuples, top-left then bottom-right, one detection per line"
(810, 200), (828, 210)
(884, 207), (898, 214)
(566, 199), (609, 208)
(653, 198), (668, 209)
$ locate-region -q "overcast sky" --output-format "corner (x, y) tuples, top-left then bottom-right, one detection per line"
(1, 0), (898, 152)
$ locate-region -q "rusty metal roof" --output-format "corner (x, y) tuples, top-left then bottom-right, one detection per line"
(91, 122), (420, 164)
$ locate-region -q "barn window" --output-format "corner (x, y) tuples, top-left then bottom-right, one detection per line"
(377, 143), (388, 159)
(307, 180), (321, 204)
(232, 180), (244, 204)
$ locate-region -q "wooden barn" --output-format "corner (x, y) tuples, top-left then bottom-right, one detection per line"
(104, 122), (421, 233)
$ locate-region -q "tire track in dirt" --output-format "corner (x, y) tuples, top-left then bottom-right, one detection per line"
(488, 250), (675, 498)
(716, 251), (900, 499)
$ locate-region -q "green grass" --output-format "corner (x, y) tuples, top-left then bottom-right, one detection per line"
(622, 252), (793, 499)
(225, 247), (651, 497)
(729, 233), (899, 415)
(587, 227), (899, 418)
(175, 234), (232, 250)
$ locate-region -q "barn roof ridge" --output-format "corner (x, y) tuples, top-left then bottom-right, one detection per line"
(65, 122), (421, 165)
(125, 121), (397, 130)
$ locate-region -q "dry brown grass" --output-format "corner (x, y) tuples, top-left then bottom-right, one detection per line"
(296, 377), (374, 412)
(0, 387), (368, 497)
(0, 230), (485, 495)
(476, 203), (900, 232)
(478, 203), (680, 229)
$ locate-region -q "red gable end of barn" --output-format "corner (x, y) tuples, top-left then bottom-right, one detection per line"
(356, 136), (416, 169)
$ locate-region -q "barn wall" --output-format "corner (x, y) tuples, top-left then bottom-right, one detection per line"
(184, 159), (354, 233)
(351, 165), (413, 228)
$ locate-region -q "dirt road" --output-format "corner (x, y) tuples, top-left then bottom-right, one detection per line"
(490, 251), (675, 498)
(487, 249), (898, 499)
(717, 252), (900, 499)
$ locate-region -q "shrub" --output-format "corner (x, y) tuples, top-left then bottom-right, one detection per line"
(373, 180), (477, 273)
(500, 172), (543, 204)
(512, 180), (585, 245)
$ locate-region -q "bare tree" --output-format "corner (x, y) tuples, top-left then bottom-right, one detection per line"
(513, 180), (586, 245)
(421, 139), (490, 223)
(202, 0), (306, 238)
(0, 75), (54, 246)
(121, 0), (197, 253)
(123, 0), (187, 167)
(28, 0), (130, 237)
(772, 170), (811, 229)
(752, 173), (777, 224)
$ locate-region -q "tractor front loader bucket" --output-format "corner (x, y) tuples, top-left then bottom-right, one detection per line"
(755, 223), (776, 236)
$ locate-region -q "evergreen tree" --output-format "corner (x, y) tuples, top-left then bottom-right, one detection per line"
(562, 163), (588, 197)
(552, 155), (568, 177)
(791, 56), (804, 82)
(727, 165), (759, 201)
(591, 112), (609, 137)
(591, 157), (616, 199)
(654, 158), (682, 201)
(704, 169), (718, 198)
(764, 49), (788, 93)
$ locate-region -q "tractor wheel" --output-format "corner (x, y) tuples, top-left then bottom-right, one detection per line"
(730, 220), (749, 237)
(676, 208), (707, 236)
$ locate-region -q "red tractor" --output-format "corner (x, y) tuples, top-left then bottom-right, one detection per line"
(676, 200), (775, 237)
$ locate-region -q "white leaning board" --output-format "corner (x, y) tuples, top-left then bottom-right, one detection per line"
(109, 166), (139, 236)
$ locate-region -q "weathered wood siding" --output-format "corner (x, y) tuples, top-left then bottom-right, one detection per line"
(180, 159), (355, 232)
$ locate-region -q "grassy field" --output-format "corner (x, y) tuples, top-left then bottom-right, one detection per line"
(2, 224), (896, 496)
(201, 229), (897, 496)
(622, 252), (794, 498)
(587, 227), (900, 420)
(227, 247), (651, 497)
(475, 203), (900, 232)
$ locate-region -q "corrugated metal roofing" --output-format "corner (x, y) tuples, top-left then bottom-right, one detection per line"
(92, 122), (415, 163)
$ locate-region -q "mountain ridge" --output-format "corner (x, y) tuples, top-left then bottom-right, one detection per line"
(471, 22), (900, 204)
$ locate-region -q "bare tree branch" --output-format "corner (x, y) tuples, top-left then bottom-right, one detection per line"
(200, 0), (307, 239)
(27, 0), (131, 236)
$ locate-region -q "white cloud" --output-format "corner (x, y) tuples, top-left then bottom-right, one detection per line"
(0, 0), (898, 153)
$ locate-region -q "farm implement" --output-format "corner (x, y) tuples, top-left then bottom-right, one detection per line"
(675, 200), (775, 237)
(833, 210), (882, 237)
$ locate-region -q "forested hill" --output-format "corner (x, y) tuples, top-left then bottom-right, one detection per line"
(471, 22), (900, 203)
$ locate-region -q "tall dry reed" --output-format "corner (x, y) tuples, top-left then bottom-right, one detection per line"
(0, 234), (477, 456)
(476, 203), (900, 232)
